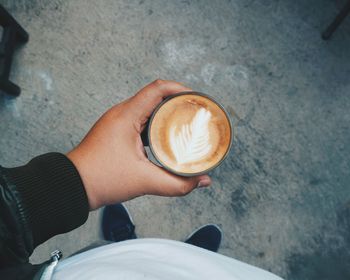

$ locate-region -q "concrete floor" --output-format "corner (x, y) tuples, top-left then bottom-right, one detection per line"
(1, 0), (350, 279)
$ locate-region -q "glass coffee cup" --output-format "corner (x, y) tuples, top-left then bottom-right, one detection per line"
(141, 92), (233, 177)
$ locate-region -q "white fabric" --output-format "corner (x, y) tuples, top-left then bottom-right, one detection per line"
(52, 238), (283, 280)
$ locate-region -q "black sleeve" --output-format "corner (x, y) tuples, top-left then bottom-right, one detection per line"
(0, 153), (89, 267)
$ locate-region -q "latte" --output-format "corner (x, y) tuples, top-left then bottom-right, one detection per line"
(149, 93), (232, 175)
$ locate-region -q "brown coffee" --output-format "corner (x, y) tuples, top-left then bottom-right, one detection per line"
(149, 93), (232, 175)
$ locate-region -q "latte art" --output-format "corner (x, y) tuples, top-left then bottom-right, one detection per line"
(149, 93), (232, 175)
(169, 108), (212, 164)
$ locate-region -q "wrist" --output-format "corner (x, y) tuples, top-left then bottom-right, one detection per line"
(67, 149), (100, 210)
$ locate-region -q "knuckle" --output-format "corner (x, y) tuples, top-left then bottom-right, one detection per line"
(152, 79), (165, 87)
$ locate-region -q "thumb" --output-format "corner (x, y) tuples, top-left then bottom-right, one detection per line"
(129, 79), (192, 124)
(141, 161), (212, 197)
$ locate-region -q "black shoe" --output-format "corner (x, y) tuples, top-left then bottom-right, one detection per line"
(185, 224), (222, 252)
(102, 203), (137, 242)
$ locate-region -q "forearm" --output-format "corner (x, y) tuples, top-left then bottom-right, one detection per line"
(0, 153), (89, 266)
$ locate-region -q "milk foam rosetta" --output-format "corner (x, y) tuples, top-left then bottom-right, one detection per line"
(169, 108), (212, 164)
(149, 94), (232, 175)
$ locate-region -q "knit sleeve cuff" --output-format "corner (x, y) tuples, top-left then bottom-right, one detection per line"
(3, 153), (89, 246)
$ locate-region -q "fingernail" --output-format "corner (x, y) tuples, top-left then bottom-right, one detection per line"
(197, 180), (211, 188)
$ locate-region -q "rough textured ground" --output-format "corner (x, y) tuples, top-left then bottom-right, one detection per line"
(1, 0), (350, 279)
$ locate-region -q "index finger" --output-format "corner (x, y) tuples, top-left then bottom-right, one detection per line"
(131, 79), (192, 122)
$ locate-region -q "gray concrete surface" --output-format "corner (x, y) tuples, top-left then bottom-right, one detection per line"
(1, 0), (350, 279)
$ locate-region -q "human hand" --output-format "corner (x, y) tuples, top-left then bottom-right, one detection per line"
(67, 80), (212, 210)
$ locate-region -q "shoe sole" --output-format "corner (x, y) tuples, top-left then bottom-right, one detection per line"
(121, 203), (135, 225)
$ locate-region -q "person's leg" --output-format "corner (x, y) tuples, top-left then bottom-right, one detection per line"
(102, 203), (222, 252)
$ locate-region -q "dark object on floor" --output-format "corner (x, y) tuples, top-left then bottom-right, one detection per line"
(322, 0), (350, 40)
(102, 204), (137, 242)
(185, 224), (222, 253)
(0, 5), (29, 97)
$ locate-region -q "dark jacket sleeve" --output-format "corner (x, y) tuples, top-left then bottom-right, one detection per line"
(0, 153), (89, 268)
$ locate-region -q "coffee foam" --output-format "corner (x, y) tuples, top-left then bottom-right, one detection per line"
(169, 108), (212, 164)
(150, 94), (231, 175)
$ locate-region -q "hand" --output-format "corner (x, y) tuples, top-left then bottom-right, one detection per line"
(67, 80), (212, 210)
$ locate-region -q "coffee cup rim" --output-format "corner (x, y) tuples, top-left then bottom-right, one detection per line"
(147, 91), (233, 177)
